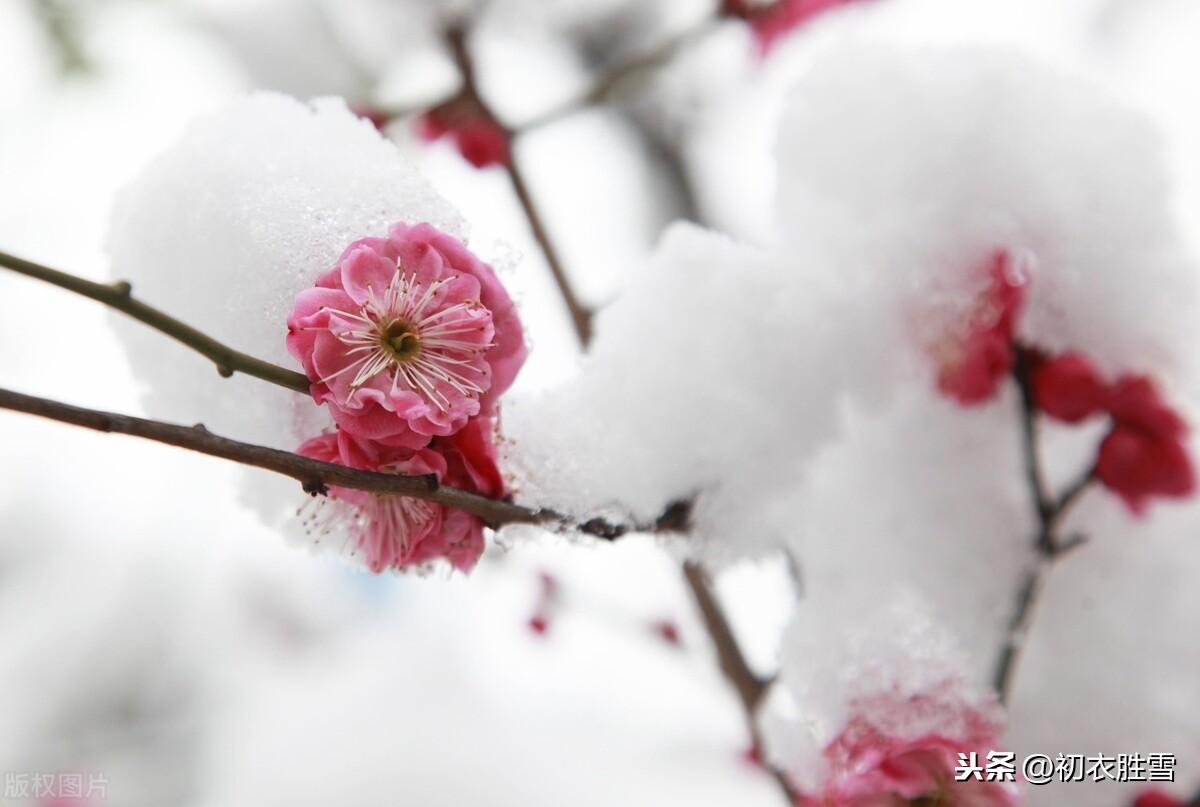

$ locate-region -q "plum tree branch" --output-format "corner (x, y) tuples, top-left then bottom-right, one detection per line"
(0, 249), (312, 393)
(993, 347), (1096, 703)
(683, 561), (769, 712)
(0, 385), (694, 539)
(683, 562), (794, 801)
(445, 26), (594, 346)
(443, 23), (788, 800)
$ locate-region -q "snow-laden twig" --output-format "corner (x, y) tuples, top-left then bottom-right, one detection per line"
(993, 347), (1095, 702)
(439, 25), (790, 799)
(0, 249), (311, 393)
(0, 385), (694, 539)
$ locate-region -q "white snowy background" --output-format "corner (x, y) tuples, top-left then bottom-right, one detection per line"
(1, 1), (1199, 806)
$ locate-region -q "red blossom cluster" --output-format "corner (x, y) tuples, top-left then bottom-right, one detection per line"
(937, 249), (1195, 514)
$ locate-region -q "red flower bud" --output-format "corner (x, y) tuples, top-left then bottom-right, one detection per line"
(1030, 352), (1109, 423)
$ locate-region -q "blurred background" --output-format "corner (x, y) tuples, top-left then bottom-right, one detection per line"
(1, 0), (1199, 805)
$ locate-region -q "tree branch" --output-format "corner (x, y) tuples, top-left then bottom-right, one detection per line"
(0, 385), (691, 539)
(444, 27), (594, 347)
(683, 561), (768, 712)
(683, 561), (795, 801)
(0, 249), (311, 394)
(444, 27), (792, 800)
(993, 349), (1096, 702)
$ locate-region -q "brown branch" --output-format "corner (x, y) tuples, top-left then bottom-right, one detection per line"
(31, 0), (89, 75)
(683, 561), (795, 801)
(441, 25), (793, 800)
(514, 16), (723, 131)
(683, 561), (768, 712)
(0, 385), (691, 539)
(0, 250), (311, 393)
(444, 26), (594, 347)
(993, 349), (1096, 702)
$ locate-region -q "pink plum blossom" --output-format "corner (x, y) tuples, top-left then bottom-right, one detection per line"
(296, 416), (506, 573)
(794, 692), (1018, 807)
(288, 222), (526, 448)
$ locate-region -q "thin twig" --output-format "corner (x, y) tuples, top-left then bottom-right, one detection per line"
(0, 250), (311, 393)
(0, 385), (689, 539)
(31, 0), (89, 75)
(683, 561), (769, 712)
(683, 562), (795, 801)
(515, 16), (723, 131)
(993, 349), (1096, 702)
(444, 27), (594, 347)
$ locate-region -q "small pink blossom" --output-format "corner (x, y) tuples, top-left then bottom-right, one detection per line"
(934, 250), (1029, 406)
(288, 222), (526, 448)
(795, 693), (1018, 807)
(296, 416), (505, 573)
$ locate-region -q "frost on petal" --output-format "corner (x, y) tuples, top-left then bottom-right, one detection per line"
(287, 221), (525, 448)
(295, 422), (502, 573)
(765, 592), (1016, 807)
(775, 46), (1199, 409)
(932, 250), (1028, 407)
(504, 222), (841, 564)
(107, 92), (463, 464)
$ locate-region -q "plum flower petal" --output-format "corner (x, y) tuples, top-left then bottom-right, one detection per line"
(934, 249), (1029, 406)
(296, 423), (504, 573)
(417, 109), (510, 169)
(796, 693), (1018, 807)
(1030, 351), (1110, 423)
(288, 222), (526, 448)
(1106, 375), (1189, 439)
(1096, 374), (1195, 514)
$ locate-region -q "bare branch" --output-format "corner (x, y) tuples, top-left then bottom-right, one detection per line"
(683, 561), (769, 712)
(683, 561), (795, 801)
(443, 27), (594, 347)
(0, 250), (311, 393)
